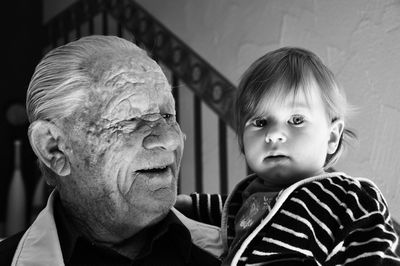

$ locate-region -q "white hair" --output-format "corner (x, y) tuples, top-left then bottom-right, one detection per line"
(26, 35), (145, 123)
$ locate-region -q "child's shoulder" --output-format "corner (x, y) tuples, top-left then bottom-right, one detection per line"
(300, 172), (376, 191)
(293, 172), (386, 208)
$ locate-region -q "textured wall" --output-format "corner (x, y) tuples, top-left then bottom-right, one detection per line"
(136, 0), (400, 220)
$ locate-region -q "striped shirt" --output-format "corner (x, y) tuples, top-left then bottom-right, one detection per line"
(218, 172), (400, 265)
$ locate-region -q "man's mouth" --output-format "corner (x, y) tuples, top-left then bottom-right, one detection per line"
(136, 165), (170, 174)
(135, 165), (175, 191)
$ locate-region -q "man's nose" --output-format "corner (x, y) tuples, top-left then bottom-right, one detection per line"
(143, 120), (182, 151)
(265, 124), (287, 144)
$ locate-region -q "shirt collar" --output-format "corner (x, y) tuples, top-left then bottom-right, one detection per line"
(52, 193), (82, 263)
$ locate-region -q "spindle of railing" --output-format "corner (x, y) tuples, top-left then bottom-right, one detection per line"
(194, 96), (203, 193)
(102, 10), (108, 35)
(219, 120), (228, 195)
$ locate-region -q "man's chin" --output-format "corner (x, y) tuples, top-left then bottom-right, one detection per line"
(146, 189), (177, 211)
(124, 181), (177, 219)
(154, 188), (176, 202)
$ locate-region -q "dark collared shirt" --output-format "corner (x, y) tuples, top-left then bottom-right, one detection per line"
(53, 195), (221, 266)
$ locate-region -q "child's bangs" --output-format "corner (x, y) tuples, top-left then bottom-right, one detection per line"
(253, 70), (314, 116)
(253, 84), (288, 117)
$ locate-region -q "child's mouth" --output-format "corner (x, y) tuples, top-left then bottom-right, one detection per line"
(264, 155), (289, 162)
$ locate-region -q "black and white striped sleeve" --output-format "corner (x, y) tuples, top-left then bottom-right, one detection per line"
(190, 192), (226, 226)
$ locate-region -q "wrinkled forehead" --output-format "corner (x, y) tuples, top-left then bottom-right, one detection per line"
(90, 49), (168, 89)
(85, 50), (173, 121)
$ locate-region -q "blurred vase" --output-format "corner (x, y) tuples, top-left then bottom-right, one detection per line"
(5, 140), (26, 236)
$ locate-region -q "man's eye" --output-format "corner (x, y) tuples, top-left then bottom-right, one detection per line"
(289, 115), (305, 125)
(252, 118), (267, 127)
(162, 113), (175, 121)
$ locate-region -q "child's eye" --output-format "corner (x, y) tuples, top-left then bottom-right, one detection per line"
(252, 118), (267, 127)
(289, 115), (305, 125)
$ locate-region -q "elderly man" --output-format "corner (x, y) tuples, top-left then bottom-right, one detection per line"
(0, 35), (222, 265)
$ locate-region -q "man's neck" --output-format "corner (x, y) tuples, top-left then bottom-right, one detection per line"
(54, 193), (171, 261)
(56, 193), (153, 245)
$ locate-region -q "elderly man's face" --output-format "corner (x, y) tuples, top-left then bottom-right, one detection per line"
(60, 51), (184, 230)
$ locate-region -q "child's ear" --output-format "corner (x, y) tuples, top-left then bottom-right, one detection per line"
(327, 119), (344, 154)
(28, 120), (71, 177)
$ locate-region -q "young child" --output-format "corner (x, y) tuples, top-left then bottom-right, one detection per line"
(179, 47), (400, 265)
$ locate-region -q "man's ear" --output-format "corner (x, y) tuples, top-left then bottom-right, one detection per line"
(327, 119), (344, 154)
(28, 120), (71, 177)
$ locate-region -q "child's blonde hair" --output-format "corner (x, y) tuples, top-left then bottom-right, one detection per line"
(235, 47), (355, 168)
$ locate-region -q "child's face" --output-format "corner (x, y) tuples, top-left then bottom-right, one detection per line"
(243, 83), (343, 191)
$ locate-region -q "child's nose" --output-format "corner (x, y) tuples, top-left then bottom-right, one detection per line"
(265, 125), (287, 144)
